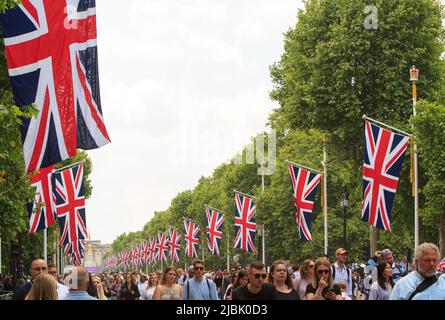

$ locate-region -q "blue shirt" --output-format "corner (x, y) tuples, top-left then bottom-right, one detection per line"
(390, 272), (445, 300)
(181, 277), (218, 300)
(62, 291), (98, 300)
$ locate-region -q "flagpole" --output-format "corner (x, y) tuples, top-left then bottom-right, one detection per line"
(226, 236), (230, 272)
(233, 190), (256, 199)
(54, 160), (86, 172)
(44, 228), (48, 263)
(204, 204), (224, 213)
(260, 160), (266, 266)
(322, 137), (328, 257)
(0, 236), (2, 274)
(362, 115), (411, 137)
(286, 160), (323, 174)
(410, 66), (419, 250)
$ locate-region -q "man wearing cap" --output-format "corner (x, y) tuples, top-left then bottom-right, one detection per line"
(332, 248), (353, 299)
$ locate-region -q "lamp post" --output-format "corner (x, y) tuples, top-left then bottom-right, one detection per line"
(410, 65), (419, 250)
(340, 188), (349, 249)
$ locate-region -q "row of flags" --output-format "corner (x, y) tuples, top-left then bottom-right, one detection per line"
(104, 117), (413, 270)
(0, 1), (110, 265)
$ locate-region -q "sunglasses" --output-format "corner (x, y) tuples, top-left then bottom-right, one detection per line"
(194, 267), (204, 271)
(317, 269), (330, 275)
(274, 268), (287, 273)
(253, 273), (268, 279)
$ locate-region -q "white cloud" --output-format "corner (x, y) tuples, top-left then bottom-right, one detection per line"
(89, 0), (304, 243)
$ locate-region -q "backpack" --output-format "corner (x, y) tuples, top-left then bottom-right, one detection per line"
(186, 278), (211, 300)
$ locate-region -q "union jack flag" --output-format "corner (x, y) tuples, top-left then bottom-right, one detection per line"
(155, 232), (169, 262)
(0, 0), (110, 173)
(130, 247), (138, 267)
(288, 163), (321, 241)
(140, 241), (148, 265)
(437, 257), (445, 272)
(51, 163), (88, 245)
(64, 240), (85, 263)
(362, 121), (410, 231)
(146, 236), (157, 265)
(168, 227), (181, 263)
(206, 207), (224, 255)
(234, 192), (256, 253)
(26, 165), (56, 234)
(184, 218), (200, 258)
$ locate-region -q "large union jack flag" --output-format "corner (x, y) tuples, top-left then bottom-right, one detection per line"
(26, 165), (56, 234)
(64, 239), (85, 263)
(234, 192), (256, 253)
(51, 163), (88, 245)
(155, 232), (169, 262)
(362, 121), (410, 231)
(438, 257), (445, 272)
(168, 227), (181, 263)
(184, 218), (200, 258)
(288, 163), (321, 241)
(0, 0), (110, 173)
(206, 207), (224, 255)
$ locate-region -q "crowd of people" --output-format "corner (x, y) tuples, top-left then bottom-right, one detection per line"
(1, 242), (444, 300)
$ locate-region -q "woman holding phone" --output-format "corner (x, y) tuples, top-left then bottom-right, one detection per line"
(305, 257), (342, 300)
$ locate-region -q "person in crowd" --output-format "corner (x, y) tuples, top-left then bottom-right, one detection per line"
(25, 273), (58, 300)
(222, 263), (241, 296)
(92, 276), (108, 300)
(293, 259), (314, 300)
(291, 264), (300, 280)
(119, 273), (140, 300)
(47, 263), (69, 300)
(102, 279), (112, 299)
(13, 258), (47, 300)
(63, 267), (97, 300)
(306, 257), (342, 300)
(87, 273), (98, 298)
(232, 261), (276, 300)
(332, 248), (353, 298)
(111, 275), (122, 299)
(141, 272), (158, 300)
(368, 262), (394, 300)
(337, 280), (352, 300)
(177, 268), (186, 286)
(153, 267), (182, 300)
(352, 270), (361, 300)
(269, 260), (299, 300)
(213, 270), (224, 299)
(390, 243), (445, 300)
(223, 270), (248, 300)
(368, 248), (404, 281)
(107, 275), (117, 300)
(181, 259), (217, 300)
(137, 273), (148, 300)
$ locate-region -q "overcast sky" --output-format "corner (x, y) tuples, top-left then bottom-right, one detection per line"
(87, 0), (304, 244)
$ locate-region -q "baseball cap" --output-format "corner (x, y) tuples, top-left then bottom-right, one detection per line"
(336, 248), (348, 255)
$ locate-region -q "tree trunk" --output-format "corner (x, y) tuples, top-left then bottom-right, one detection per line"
(439, 195), (445, 258)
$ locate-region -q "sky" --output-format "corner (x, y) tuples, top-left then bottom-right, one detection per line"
(87, 0), (304, 244)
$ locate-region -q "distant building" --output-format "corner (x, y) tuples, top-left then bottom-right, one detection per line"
(83, 240), (112, 273)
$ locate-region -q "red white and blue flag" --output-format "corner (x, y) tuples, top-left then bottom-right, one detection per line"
(288, 163), (321, 241)
(206, 207), (224, 255)
(155, 232), (169, 262)
(362, 121), (410, 231)
(234, 192), (256, 253)
(26, 165), (56, 234)
(147, 236), (157, 265)
(184, 218), (200, 258)
(52, 163), (88, 245)
(438, 257), (445, 272)
(168, 227), (181, 263)
(140, 241), (148, 265)
(64, 239), (85, 263)
(0, 0), (110, 173)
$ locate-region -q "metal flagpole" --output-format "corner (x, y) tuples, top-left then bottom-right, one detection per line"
(322, 139), (328, 257)
(286, 160), (323, 174)
(260, 160), (266, 265)
(410, 66), (419, 250)
(362, 115), (411, 137)
(0, 236), (2, 274)
(226, 236), (230, 272)
(44, 229), (48, 263)
(54, 160), (85, 172)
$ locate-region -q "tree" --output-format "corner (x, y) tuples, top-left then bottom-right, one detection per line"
(411, 101), (445, 256)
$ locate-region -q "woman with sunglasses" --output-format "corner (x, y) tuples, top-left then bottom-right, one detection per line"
(305, 257), (342, 300)
(294, 259), (315, 300)
(153, 267), (182, 300)
(269, 260), (299, 300)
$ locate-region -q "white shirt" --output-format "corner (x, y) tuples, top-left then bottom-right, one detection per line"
(332, 262), (353, 297)
(57, 282), (69, 300)
(137, 282), (147, 300)
(140, 286), (156, 300)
